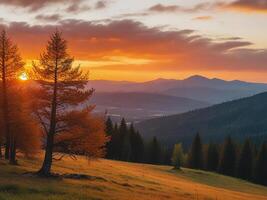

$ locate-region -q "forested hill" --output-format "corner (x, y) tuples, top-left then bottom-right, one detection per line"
(136, 92), (267, 147)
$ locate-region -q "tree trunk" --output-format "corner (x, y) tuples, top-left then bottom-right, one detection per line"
(38, 56), (58, 176)
(9, 136), (17, 165)
(1, 38), (10, 160)
(0, 141), (2, 158)
(38, 133), (54, 176)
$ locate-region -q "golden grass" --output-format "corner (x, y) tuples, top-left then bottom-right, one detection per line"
(0, 154), (267, 200)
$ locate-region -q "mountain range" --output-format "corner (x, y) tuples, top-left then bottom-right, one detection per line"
(88, 75), (267, 104)
(136, 91), (267, 147)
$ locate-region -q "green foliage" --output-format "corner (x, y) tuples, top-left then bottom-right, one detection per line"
(187, 133), (203, 169)
(171, 143), (185, 169)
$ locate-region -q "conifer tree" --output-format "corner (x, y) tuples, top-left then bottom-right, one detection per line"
(206, 143), (219, 171)
(0, 30), (24, 160)
(105, 117), (113, 158)
(218, 136), (236, 176)
(117, 118), (127, 160)
(130, 128), (144, 162)
(109, 123), (119, 159)
(147, 137), (161, 164)
(187, 133), (203, 169)
(237, 139), (253, 180)
(254, 142), (267, 185)
(32, 31), (101, 176)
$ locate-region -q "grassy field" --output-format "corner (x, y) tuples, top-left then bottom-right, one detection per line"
(0, 155), (267, 200)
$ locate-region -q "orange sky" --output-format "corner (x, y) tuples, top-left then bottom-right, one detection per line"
(0, 0), (267, 82)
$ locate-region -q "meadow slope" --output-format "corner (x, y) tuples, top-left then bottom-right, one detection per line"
(0, 155), (267, 200)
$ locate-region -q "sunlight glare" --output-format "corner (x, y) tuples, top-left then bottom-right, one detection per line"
(19, 72), (28, 81)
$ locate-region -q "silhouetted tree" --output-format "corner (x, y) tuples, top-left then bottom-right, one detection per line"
(218, 136), (236, 176)
(129, 124), (144, 162)
(105, 117), (113, 158)
(0, 30), (24, 160)
(206, 143), (219, 171)
(187, 133), (203, 169)
(237, 139), (253, 180)
(117, 118), (127, 160)
(254, 142), (267, 185)
(32, 31), (99, 176)
(147, 137), (161, 164)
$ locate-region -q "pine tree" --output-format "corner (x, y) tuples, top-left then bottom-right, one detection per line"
(171, 143), (184, 169)
(129, 124), (144, 162)
(254, 142), (267, 185)
(32, 31), (97, 176)
(218, 136), (236, 176)
(187, 133), (203, 169)
(109, 123), (119, 159)
(147, 137), (161, 164)
(117, 118), (127, 160)
(237, 139), (253, 180)
(206, 143), (219, 171)
(105, 117), (113, 136)
(105, 117), (113, 158)
(0, 30), (24, 160)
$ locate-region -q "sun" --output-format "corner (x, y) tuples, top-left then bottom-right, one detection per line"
(19, 72), (28, 81)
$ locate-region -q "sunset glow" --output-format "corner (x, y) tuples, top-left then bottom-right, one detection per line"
(0, 0), (266, 82)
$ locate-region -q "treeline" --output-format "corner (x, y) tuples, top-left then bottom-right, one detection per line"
(105, 117), (171, 165)
(105, 117), (267, 186)
(171, 133), (267, 186)
(0, 30), (107, 176)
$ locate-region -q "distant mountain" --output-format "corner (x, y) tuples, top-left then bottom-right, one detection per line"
(136, 92), (267, 147)
(88, 75), (267, 104)
(90, 92), (210, 122)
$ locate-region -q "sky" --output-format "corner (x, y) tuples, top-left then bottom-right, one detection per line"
(0, 0), (267, 82)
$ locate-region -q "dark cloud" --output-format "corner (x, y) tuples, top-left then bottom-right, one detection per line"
(35, 14), (62, 22)
(0, 19), (266, 72)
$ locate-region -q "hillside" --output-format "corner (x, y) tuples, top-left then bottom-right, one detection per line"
(136, 92), (267, 147)
(91, 92), (210, 122)
(1, 156), (267, 200)
(88, 75), (267, 104)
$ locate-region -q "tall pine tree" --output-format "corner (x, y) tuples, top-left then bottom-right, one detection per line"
(218, 136), (236, 176)
(187, 133), (203, 169)
(206, 143), (219, 171)
(254, 142), (267, 185)
(147, 137), (161, 164)
(237, 139), (253, 180)
(32, 31), (95, 176)
(0, 30), (24, 161)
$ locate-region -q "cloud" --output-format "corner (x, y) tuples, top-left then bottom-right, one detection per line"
(35, 14), (62, 22)
(193, 16), (213, 20)
(0, 19), (266, 72)
(0, 0), (86, 12)
(226, 0), (267, 13)
(95, 1), (107, 9)
(148, 4), (181, 13)
(147, 2), (224, 13)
